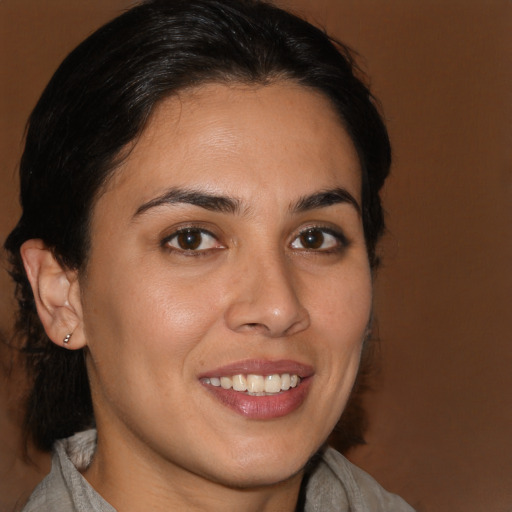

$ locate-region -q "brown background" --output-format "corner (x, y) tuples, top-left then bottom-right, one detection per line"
(1, 1), (511, 511)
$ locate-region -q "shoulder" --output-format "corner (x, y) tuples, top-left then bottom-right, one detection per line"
(22, 430), (114, 512)
(305, 446), (416, 512)
(21, 446), (74, 512)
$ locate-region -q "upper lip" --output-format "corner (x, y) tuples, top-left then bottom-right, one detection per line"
(198, 359), (314, 379)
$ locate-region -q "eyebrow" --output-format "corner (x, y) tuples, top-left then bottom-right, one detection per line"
(133, 186), (360, 219)
(134, 188), (242, 217)
(292, 188), (361, 215)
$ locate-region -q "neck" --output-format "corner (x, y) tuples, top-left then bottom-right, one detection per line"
(83, 425), (304, 512)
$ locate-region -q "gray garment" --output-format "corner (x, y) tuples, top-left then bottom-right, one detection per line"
(22, 431), (114, 512)
(22, 430), (415, 512)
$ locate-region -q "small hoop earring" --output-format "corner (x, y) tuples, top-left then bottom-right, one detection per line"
(63, 333), (72, 344)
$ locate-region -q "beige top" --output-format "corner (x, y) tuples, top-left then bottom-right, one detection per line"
(22, 430), (415, 511)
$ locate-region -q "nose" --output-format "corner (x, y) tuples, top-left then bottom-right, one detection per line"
(224, 253), (310, 338)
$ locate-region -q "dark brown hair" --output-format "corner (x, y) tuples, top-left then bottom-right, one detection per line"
(4, 0), (391, 451)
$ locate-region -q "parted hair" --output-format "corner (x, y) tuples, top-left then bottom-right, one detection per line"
(4, 0), (391, 451)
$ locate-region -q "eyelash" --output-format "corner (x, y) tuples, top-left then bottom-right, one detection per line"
(291, 226), (349, 253)
(161, 227), (223, 256)
(160, 225), (349, 256)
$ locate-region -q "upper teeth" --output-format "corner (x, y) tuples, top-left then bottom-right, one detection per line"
(202, 373), (300, 394)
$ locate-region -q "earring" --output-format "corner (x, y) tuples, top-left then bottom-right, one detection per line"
(63, 333), (72, 344)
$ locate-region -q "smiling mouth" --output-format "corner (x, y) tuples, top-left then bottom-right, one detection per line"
(201, 373), (301, 395)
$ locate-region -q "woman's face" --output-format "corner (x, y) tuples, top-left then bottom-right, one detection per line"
(79, 81), (372, 488)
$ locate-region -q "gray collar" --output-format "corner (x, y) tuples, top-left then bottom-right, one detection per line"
(23, 429), (415, 512)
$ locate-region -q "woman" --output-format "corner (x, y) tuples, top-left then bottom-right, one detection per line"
(4, 0), (415, 510)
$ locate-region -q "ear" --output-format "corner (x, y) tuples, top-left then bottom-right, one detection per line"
(20, 239), (86, 350)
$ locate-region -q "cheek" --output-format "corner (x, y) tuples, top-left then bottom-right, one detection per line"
(292, 265), (372, 445)
(81, 256), (227, 374)
(80, 265), (223, 431)
(315, 264), (372, 338)
(311, 260), (372, 389)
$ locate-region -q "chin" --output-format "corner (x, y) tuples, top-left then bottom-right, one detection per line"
(209, 461), (306, 490)
(203, 439), (317, 489)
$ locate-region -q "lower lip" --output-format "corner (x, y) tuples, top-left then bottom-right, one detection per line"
(202, 378), (312, 420)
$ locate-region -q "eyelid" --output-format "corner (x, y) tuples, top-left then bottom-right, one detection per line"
(160, 225), (225, 254)
(290, 225), (350, 251)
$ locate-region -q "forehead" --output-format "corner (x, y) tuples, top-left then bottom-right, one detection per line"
(99, 81), (361, 215)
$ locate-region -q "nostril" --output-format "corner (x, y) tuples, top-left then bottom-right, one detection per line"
(236, 322), (272, 335)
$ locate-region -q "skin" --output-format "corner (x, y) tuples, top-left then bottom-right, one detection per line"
(22, 81), (372, 511)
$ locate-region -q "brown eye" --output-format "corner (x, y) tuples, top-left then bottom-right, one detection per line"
(300, 229), (324, 249)
(290, 228), (344, 251)
(166, 228), (219, 252)
(177, 230), (202, 250)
